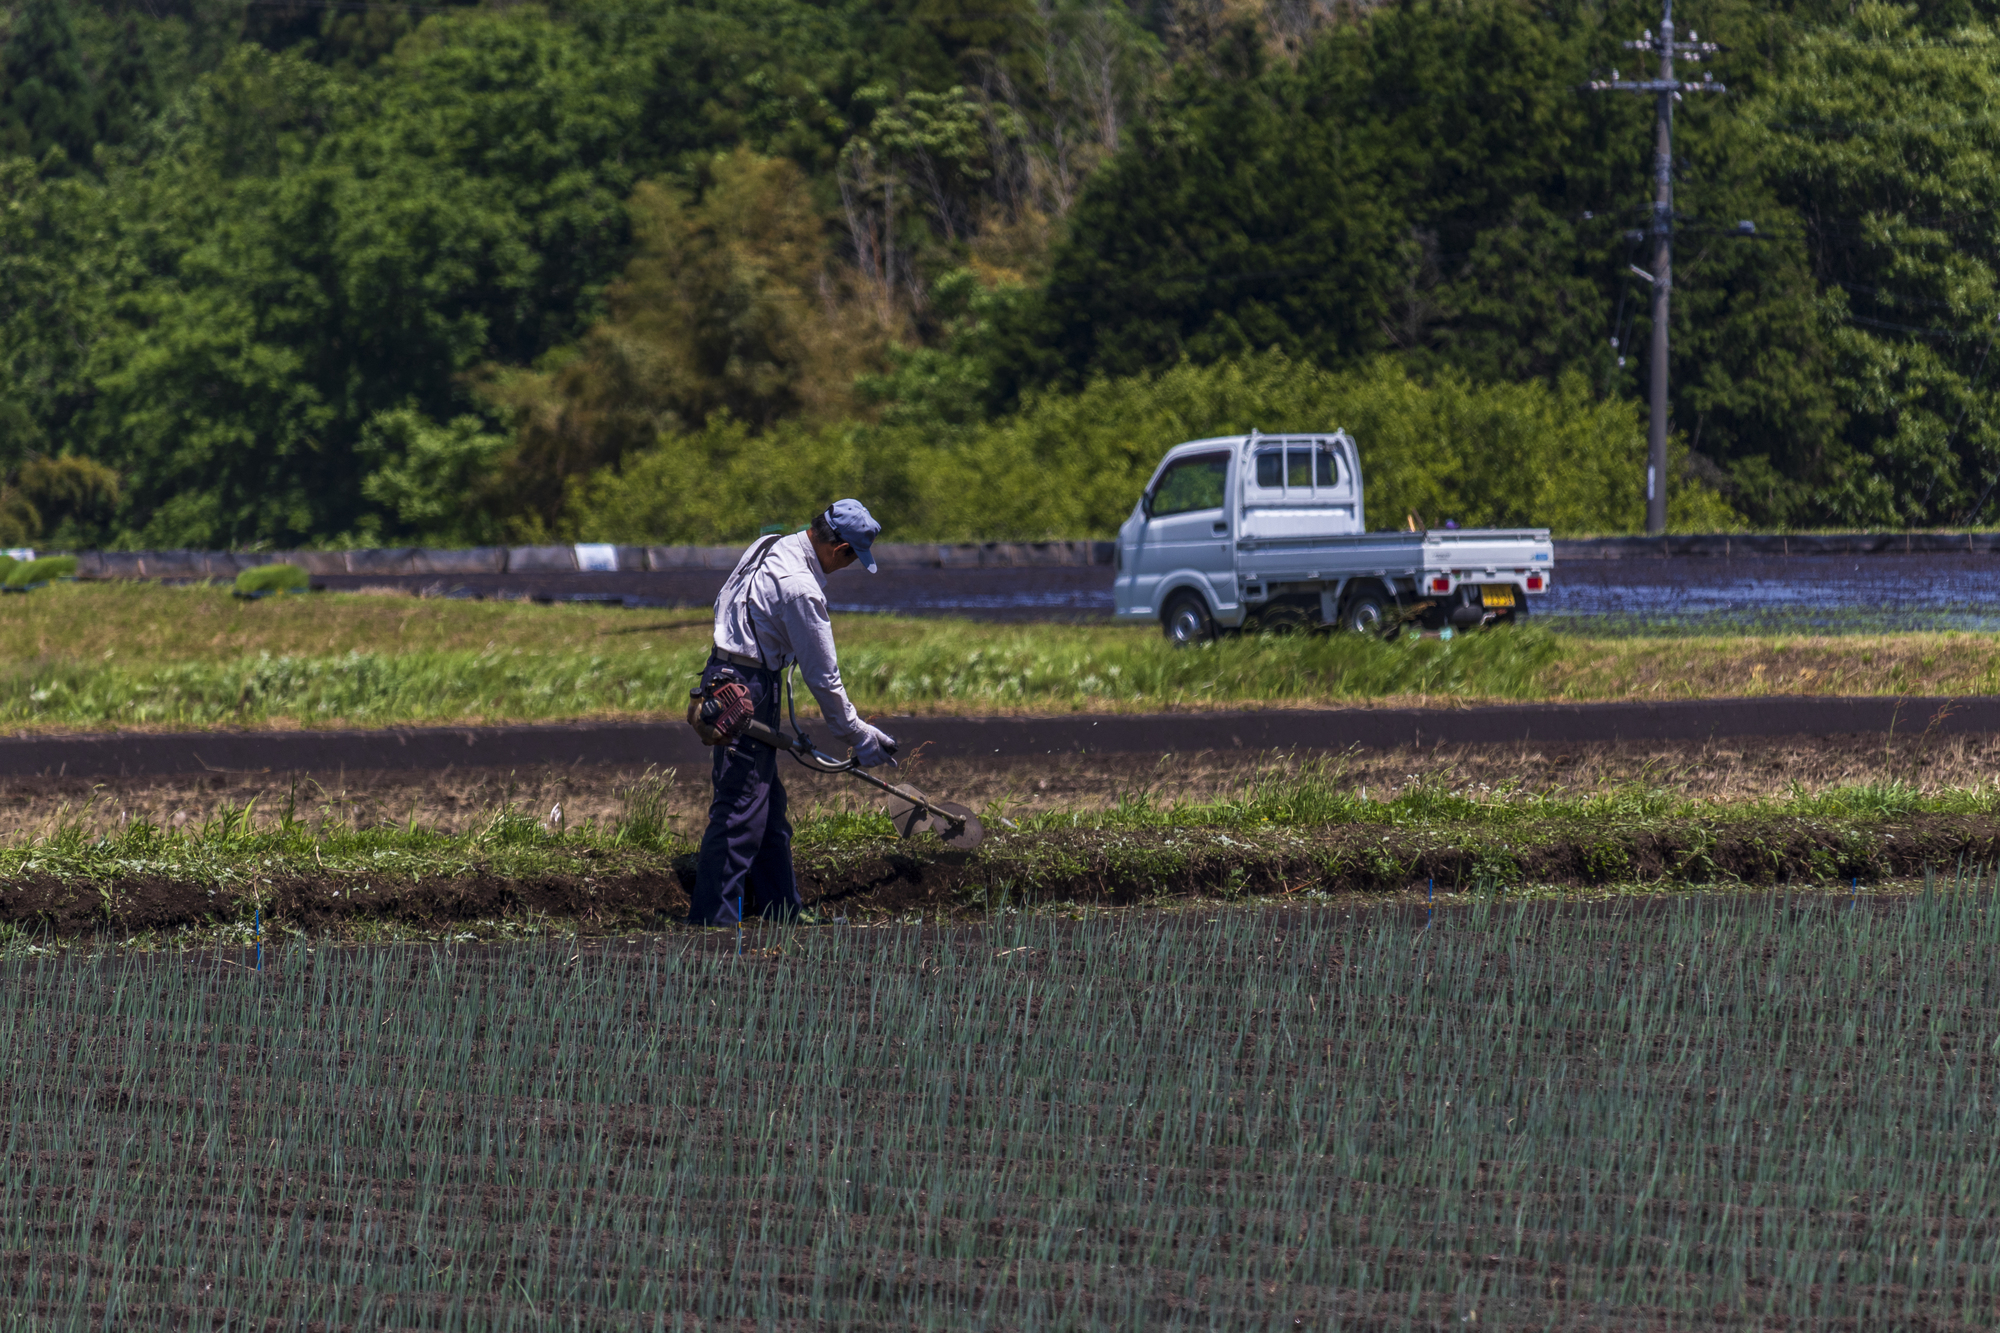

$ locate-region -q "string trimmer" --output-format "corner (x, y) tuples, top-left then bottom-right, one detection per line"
(737, 672), (984, 851)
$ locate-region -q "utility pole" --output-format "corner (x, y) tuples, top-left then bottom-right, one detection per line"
(1588, 0), (1721, 535)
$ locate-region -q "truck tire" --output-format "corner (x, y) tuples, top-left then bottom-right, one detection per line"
(1162, 592), (1216, 646)
(1341, 585), (1392, 636)
(1254, 599), (1313, 634)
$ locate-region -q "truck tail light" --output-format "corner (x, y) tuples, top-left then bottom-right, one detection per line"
(1429, 576), (1450, 594)
(1525, 573), (1544, 591)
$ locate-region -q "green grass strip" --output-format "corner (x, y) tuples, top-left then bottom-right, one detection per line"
(9, 583), (2000, 730)
(7, 769), (1998, 884)
(0, 629), (1563, 728)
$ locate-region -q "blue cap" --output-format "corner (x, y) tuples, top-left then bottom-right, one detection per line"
(825, 498), (881, 572)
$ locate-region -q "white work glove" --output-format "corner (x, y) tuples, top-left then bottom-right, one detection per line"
(851, 723), (898, 768)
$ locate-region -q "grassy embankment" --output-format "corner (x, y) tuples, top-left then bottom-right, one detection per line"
(2, 582), (2000, 732)
(7, 762), (2000, 941)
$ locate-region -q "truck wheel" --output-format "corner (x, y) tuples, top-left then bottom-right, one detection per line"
(1162, 593), (1216, 646)
(1256, 601), (1312, 634)
(1341, 586), (1392, 636)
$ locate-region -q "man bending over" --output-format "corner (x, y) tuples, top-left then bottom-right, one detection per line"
(687, 500), (898, 926)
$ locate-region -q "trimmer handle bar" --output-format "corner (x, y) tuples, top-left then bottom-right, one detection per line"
(742, 718), (903, 790)
(737, 720), (980, 850)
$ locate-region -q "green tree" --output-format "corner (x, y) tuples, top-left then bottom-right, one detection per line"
(9, 0), (936, 547)
(74, 10), (661, 546)
(0, 455), (121, 546)
(15, 0), (2000, 545)
(0, 0), (99, 165)
(355, 409), (509, 546)
(984, 0), (1895, 526)
(0, 158), (111, 469)
(1750, 7), (2000, 525)
(485, 150), (886, 533)
(992, 31), (1412, 393)
(76, 48), (354, 547)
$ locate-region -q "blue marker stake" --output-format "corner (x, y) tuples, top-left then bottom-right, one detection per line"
(1850, 877), (1859, 912)
(1426, 877), (1435, 930)
(255, 906), (262, 972)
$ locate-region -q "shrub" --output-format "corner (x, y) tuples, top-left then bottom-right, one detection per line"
(233, 563), (311, 596)
(3, 555), (78, 588)
(564, 352), (1741, 543)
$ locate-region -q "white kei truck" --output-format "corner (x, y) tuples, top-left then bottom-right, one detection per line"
(1113, 430), (1554, 644)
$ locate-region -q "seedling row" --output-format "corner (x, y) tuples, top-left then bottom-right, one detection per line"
(5, 881), (2000, 1327)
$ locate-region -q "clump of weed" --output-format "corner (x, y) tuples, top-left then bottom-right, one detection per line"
(614, 766), (678, 850)
(233, 563), (310, 596)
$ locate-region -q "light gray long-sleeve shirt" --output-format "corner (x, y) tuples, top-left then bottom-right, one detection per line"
(712, 532), (867, 744)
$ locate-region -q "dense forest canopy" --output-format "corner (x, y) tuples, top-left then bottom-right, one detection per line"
(3, 0), (2000, 544)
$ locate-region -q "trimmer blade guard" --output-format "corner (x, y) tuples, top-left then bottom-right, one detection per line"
(884, 785), (933, 839)
(883, 789), (984, 851)
(928, 800), (984, 851)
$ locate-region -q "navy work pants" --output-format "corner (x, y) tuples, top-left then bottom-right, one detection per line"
(687, 655), (803, 926)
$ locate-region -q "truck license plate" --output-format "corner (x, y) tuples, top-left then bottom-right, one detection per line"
(1479, 584), (1515, 608)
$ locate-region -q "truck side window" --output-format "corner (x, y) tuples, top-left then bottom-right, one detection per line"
(1151, 453), (1229, 515)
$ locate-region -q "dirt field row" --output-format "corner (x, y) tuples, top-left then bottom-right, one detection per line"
(0, 730), (1989, 841)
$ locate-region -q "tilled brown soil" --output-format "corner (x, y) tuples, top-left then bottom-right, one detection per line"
(0, 729), (1992, 838)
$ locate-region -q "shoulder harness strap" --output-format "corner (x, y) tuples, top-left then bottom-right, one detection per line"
(721, 533), (788, 669)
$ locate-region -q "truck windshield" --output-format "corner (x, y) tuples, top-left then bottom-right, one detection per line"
(1150, 453), (1229, 516)
(1254, 445), (1339, 490)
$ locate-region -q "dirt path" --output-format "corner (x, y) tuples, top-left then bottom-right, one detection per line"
(1, 693), (1996, 783)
